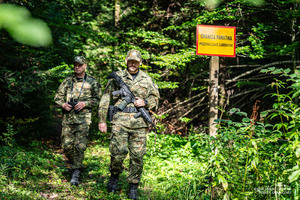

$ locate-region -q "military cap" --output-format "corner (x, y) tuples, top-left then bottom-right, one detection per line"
(73, 56), (86, 64)
(126, 50), (142, 62)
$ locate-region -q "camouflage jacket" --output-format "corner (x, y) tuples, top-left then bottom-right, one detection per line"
(55, 74), (101, 125)
(98, 69), (159, 128)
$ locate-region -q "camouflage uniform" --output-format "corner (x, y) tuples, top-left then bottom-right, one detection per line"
(55, 74), (101, 169)
(99, 69), (159, 184)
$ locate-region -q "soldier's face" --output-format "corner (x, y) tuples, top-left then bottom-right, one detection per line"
(74, 63), (86, 75)
(127, 59), (140, 74)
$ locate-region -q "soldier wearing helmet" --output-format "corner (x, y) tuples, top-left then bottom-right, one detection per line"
(54, 56), (101, 186)
(98, 49), (159, 199)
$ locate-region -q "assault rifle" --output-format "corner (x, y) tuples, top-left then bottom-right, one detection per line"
(107, 71), (157, 132)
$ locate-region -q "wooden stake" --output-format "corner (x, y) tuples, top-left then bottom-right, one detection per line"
(209, 56), (219, 137)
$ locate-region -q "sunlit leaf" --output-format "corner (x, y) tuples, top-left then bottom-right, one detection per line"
(288, 169), (300, 182)
(236, 112), (247, 117)
(0, 4), (52, 47)
(296, 148), (300, 158)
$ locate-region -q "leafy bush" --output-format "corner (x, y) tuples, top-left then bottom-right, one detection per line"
(140, 68), (300, 199)
(0, 143), (58, 182)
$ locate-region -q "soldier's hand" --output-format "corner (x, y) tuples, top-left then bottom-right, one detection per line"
(74, 101), (86, 112)
(98, 123), (107, 133)
(62, 103), (73, 111)
(134, 97), (145, 107)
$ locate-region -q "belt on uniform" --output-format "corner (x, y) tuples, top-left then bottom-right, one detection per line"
(108, 106), (138, 122)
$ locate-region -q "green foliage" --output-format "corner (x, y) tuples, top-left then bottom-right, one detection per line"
(0, 124), (17, 147)
(1, 65), (300, 199)
(259, 68), (300, 184)
(142, 132), (209, 199)
(0, 1), (299, 197)
(146, 82), (299, 198)
(140, 68), (298, 198)
(128, 29), (182, 47)
(0, 116), (39, 147)
(1, 0), (298, 138)
(0, 142), (54, 189)
(247, 24), (267, 59)
(0, 64), (58, 139)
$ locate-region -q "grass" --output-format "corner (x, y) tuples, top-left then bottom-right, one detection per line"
(2, 130), (297, 199)
(0, 132), (209, 200)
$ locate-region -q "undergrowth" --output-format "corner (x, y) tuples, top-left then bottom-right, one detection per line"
(0, 130), (299, 199)
(1, 67), (300, 199)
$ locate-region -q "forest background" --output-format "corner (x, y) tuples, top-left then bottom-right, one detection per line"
(0, 0), (299, 199)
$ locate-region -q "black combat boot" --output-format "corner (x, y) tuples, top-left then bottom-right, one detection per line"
(107, 174), (119, 193)
(70, 169), (81, 186)
(128, 183), (139, 200)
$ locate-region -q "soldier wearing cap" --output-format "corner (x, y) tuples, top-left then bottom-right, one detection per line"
(54, 56), (101, 186)
(98, 49), (159, 199)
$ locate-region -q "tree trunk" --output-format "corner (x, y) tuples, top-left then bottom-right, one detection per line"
(291, 3), (298, 71)
(113, 0), (121, 71)
(115, 0), (121, 28)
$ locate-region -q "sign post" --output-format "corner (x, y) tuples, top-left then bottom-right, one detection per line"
(208, 56), (219, 137)
(196, 25), (236, 136)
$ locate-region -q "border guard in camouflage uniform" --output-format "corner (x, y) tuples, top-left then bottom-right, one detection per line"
(54, 56), (101, 186)
(98, 49), (159, 199)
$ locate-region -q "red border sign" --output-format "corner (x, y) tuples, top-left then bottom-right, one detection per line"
(196, 25), (236, 57)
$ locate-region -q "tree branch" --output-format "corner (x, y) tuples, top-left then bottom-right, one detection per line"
(230, 87), (265, 99)
(172, 95), (207, 125)
(226, 60), (300, 85)
(160, 91), (207, 115)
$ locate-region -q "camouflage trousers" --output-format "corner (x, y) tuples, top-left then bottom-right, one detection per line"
(61, 124), (89, 169)
(109, 124), (147, 184)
